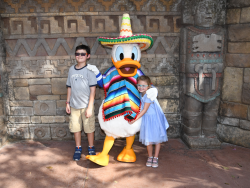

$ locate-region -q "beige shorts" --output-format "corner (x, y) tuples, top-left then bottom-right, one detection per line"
(69, 107), (95, 133)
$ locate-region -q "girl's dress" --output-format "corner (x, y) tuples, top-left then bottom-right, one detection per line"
(139, 93), (169, 146)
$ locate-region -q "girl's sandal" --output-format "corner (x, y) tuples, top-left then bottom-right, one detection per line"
(146, 156), (153, 167)
(152, 157), (158, 168)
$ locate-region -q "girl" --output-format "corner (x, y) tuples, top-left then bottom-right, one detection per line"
(129, 75), (169, 168)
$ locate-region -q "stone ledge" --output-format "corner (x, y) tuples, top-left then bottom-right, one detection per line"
(182, 134), (221, 149)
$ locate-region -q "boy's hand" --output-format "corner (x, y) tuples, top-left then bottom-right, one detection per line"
(66, 104), (71, 114)
(85, 107), (92, 118)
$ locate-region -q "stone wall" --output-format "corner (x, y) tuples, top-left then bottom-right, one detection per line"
(217, 0), (250, 148)
(0, 14), (8, 147)
(0, 0), (182, 141)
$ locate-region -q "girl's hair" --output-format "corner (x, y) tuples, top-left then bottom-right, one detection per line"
(137, 75), (151, 86)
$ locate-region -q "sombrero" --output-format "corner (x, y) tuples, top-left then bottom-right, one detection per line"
(98, 13), (153, 51)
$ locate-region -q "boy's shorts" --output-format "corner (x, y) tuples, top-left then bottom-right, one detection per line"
(69, 107), (95, 133)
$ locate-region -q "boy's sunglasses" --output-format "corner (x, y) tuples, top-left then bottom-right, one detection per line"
(137, 84), (148, 88)
(75, 53), (87, 56)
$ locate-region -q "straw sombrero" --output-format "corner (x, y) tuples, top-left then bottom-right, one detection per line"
(98, 13), (153, 51)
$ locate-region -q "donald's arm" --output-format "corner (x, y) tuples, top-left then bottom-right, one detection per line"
(87, 64), (103, 88)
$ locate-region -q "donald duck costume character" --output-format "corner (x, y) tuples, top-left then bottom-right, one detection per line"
(86, 13), (157, 166)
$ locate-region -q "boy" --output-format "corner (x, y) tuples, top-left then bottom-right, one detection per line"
(66, 44), (97, 161)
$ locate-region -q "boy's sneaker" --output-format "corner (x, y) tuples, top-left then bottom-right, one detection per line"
(73, 146), (82, 161)
(88, 146), (96, 155)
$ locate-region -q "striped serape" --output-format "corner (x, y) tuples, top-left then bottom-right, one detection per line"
(102, 66), (144, 122)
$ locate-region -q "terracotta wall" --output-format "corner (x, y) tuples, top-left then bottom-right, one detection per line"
(0, 0), (182, 141)
(217, 0), (250, 147)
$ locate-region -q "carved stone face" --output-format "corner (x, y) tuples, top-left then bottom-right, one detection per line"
(194, 0), (217, 28)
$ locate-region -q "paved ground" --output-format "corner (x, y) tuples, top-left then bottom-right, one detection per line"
(0, 138), (249, 188)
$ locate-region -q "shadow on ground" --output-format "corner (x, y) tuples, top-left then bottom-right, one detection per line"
(0, 139), (249, 188)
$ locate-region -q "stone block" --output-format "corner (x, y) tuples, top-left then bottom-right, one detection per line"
(226, 54), (250, 68)
(220, 101), (248, 119)
(13, 79), (28, 87)
(8, 116), (30, 123)
(228, 0), (250, 8)
(50, 124), (73, 140)
(228, 42), (250, 54)
(65, 115), (69, 123)
(56, 100), (67, 115)
(34, 101), (56, 115)
(167, 121), (180, 138)
(156, 86), (179, 99)
(56, 109), (67, 115)
(244, 68), (250, 83)
(217, 124), (250, 148)
(95, 125), (106, 140)
(14, 87), (29, 100)
(240, 120), (250, 130)
(10, 107), (33, 116)
(240, 7), (250, 23)
(151, 76), (179, 86)
(57, 100), (66, 108)
(29, 124), (51, 140)
(226, 9), (241, 24)
(242, 83), (250, 104)
(28, 78), (51, 85)
(222, 67), (243, 103)
(31, 116), (41, 123)
(60, 95), (67, 100)
(41, 116), (65, 124)
(165, 114), (181, 121)
(7, 127), (30, 139)
(37, 95), (60, 100)
(29, 85), (51, 95)
(218, 116), (239, 127)
(158, 99), (179, 113)
(249, 106), (250, 120)
(228, 24), (250, 41)
(9, 101), (33, 107)
(51, 78), (67, 95)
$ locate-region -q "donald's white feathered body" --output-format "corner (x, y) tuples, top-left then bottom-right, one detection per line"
(86, 13), (155, 166)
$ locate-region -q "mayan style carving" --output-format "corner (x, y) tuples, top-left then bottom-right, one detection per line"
(181, 0), (225, 148)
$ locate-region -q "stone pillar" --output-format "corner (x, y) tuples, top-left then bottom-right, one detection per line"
(217, 0), (250, 148)
(0, 15), (8, 147)
(180, 0), (226, 149)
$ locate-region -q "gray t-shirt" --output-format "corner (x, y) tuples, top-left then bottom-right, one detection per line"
(66, 65), (97, 109)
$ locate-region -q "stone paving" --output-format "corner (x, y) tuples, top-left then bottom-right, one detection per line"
(0, 139), (249, 188)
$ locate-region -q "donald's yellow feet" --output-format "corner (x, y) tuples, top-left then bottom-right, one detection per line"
(86, 153), (109, 166)
(117, 147), (136, 162)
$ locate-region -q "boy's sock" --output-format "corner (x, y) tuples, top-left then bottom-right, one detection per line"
(88, 145), (96, 155)
(73, 146), (82, 161)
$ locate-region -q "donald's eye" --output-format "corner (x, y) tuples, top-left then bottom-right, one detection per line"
(115, 46), (124, 61)
(131, 46), (138, 60)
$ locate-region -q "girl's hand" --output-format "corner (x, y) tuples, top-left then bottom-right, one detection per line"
(129, 120), (135, 125)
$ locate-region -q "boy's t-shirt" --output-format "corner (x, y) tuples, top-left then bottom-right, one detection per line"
(66, 64), (97, 109)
